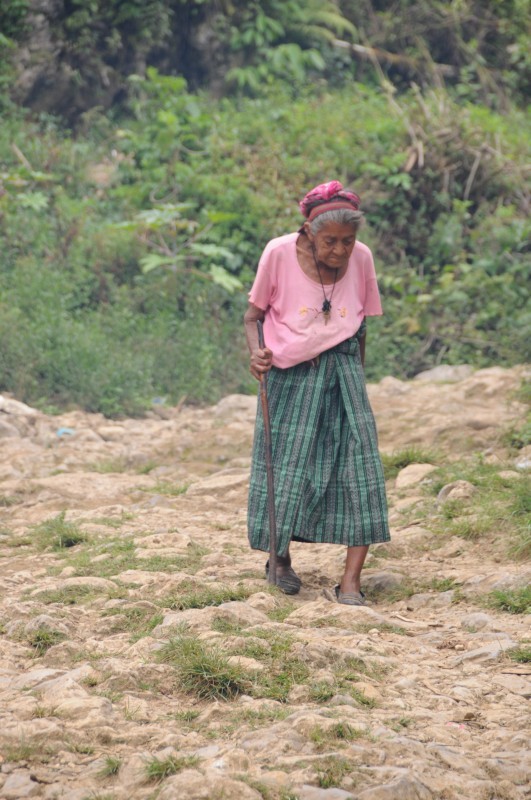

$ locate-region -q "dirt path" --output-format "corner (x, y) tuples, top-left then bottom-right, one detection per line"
(0, 367), (529, 800)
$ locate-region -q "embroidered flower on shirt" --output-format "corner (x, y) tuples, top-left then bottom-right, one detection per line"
(339, 307), (347, 317)
(298, 306), (308, 316)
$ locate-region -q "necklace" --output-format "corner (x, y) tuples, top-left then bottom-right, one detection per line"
(312, 246), (338, 325)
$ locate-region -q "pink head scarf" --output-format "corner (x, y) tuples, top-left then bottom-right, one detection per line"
(299, 180), (361, 222)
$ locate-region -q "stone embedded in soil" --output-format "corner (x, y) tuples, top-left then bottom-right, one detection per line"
(298, 787), (356, 799)
(152, 601), (270, 635)
(187, 471), (249, 495)
(157, 771), (263, 800)
(356, 775), (433, 799)
(363, 571), (404, 593)
(1, 771), (41, 799)
(437, 480), (476, 502)
(395, 463), (437, 488)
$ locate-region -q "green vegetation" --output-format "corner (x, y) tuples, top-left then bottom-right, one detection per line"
(2, 739), (57, 764)
(144, 754), (199, 782)
(27, 628), (66, 654)
(46, 536), (209, 579)
(485, 586), (531, 615)
(429, 463), (531, 560)
(310, 722), (365, 750)
(508, 647), (531, 663)
(33, 585), (109, 605)
(33, 512), (88, 550)
(381, 447), (438, 480)
(164, 583), (251, 610)
(236, 778), (299, 800)
(0, 3), (529, 416)
(158, 635), (248, 700)
(315, 756), (354, 789)
(159, 627), (315, 703)
(141, 481), (189, 496)
(103, 606), (163, 641)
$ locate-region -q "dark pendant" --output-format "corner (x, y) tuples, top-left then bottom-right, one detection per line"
(322, 299), (331, 313)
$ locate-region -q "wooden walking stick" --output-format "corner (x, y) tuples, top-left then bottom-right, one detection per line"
(257, 320), (278, 586)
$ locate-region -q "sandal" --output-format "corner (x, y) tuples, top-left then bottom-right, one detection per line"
(265, 560), (302, 595)
(334, 584), (366, 606)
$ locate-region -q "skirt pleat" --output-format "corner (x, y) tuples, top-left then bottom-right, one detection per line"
(248, 333), (390, 556)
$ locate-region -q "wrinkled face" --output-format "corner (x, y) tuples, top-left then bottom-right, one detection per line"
(306, 221), (357, 270)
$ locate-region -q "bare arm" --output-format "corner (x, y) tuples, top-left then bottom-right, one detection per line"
(244, 302), (273, 380)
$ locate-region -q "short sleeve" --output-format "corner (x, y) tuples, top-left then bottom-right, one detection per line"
(363, 248), (383, 316)
(248, 243), (275, 311)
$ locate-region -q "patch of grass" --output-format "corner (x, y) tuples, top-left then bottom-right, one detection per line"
(252, 654), (309, 703)
(315, 756), (354, 789)
(512, 379), (531, 407)
(504, 423), (531, 452)
(310, 722), (365, 750)
(388, 716), (413, 731)
(55, 537), (209, 578)
(427, 577), (459, 592)
(349, 687), (377, 707)
(335, 655), (387, 683)
(236, 639), (272, 659)
(309, 682), (336, 703)
(32, 705), (57, 718)
(237, 706), (291, 726)
(92, 458), (128, 474)
(33, 511), (88, 550)
(103, 605), (163, 640)
(64, 738), (95, 754)
(82, 794), (117, 800)
(236, 777), (273, 799)
(211, 618), (244, 635)
(444, 516), (494, 541)
(27, 628), (66, 655)
(440, 498), (467, 520)
(353, 621), (408, 635)
(381, 447), (438, 480)
(267, 601), (297, 622)
(485, 586), (531, 614)
(88, 513), (134, 528)
(141, 481), (189, 496)
(429, 462), (530, 559)
(144, 754), (199, 782)
(58, 538), (137, 577)
(235, 777), (299, 799)
(310, 617), (343, 629)
(140, 542), (210, 574)
(136, 460), (159, 474)
(158, 635), (248, 700)
(173, 709), (201, 723)
(164, 583), (251, 611)
(95, 689), (123, 704)
(98, 756), (122, 778)
(507, 646), (531, 663)
(0, 494), (19, 507)
(32, 584), (99, 605)
(4, 739), (58, 764)
(220, 628), (308, 703)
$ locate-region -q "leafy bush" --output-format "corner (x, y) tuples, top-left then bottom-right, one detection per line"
(0, 69), (528, 415)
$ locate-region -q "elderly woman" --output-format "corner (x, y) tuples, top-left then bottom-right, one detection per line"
(244, 180), (390, 604)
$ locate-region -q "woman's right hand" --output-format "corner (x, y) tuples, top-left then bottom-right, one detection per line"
(250, 347), (273, 381)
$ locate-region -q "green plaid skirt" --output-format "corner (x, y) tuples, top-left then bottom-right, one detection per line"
(248, 331), (390, 556)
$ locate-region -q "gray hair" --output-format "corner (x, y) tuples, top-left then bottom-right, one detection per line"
(309, 208), (363, 235)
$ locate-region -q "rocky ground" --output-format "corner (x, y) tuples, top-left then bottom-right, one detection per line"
(0, 365), (529, 800)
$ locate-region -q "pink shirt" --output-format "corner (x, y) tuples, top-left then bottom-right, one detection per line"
(248, 232), (383, 369)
